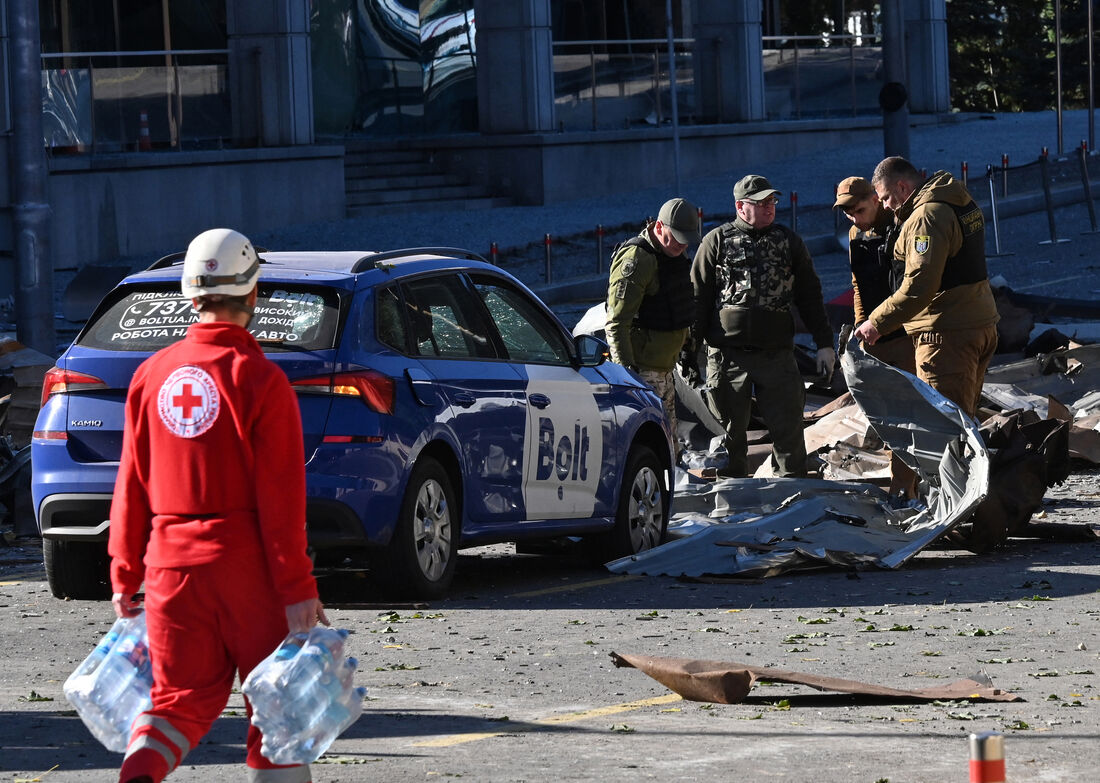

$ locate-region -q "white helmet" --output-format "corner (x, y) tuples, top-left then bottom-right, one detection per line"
(181, 228), (261, 298)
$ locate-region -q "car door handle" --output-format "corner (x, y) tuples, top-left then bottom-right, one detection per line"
(528, 393), (551, 409)
(452, 391), (476, 408)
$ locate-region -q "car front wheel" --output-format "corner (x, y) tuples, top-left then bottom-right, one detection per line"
(376, 457), (458, 599)
(600, 445), (668, 562)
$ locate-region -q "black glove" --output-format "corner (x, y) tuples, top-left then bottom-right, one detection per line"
(676, 347), (702, 388)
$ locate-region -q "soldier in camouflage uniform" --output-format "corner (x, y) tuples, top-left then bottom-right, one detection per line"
(605, 197), (700, 454)
(685, 175), (835, 477)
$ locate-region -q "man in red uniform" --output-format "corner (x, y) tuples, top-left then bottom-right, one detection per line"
(108, 228), (327, 783)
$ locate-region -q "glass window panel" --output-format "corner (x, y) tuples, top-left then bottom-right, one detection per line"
(375, 285), (408, 353)
(471, 277), (572, 366)
(401, 275), (497, 360)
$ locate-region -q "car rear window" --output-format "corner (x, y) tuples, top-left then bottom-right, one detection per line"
(77, 283), (342, 352)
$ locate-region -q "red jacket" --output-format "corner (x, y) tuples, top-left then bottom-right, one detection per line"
(108, 322), (318, 607)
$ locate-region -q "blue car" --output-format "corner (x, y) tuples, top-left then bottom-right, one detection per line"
(33, 248), (674, 599)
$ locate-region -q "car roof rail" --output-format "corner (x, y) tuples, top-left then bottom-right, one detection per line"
(145, 251), (187, 270)
(350, 246), (489, 273)
(144, 247), (271, 271)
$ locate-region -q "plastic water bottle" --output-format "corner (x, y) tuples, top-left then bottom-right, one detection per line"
(277, 628), (348, 690)
(68, 617), (129, 680)
(64, 613), (154, 753)
(262, 686), (366, 765)
(88, 614), (149, 707)
(245, 632), (307, 701)
(244, 627), (363, 765)
(281, 685), (367, 765)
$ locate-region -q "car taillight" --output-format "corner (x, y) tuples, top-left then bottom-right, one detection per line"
(40, 367), (108, 408)
(292, 371), (395, 414)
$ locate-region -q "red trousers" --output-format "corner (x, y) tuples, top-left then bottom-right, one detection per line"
(119, 552), (309, 782)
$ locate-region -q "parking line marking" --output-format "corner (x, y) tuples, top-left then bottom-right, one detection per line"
(509, 574), (642, 598)
(415, 731), (507, 747)
(537, 693), (683, 723)
(1014, 274), (1087, 292)
(412, 693), (682, 747)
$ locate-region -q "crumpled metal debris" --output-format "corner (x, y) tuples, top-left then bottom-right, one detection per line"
(610, 651), (1021, 704)
(607, 339), (990, 579)
(980, 344), (1100, 465)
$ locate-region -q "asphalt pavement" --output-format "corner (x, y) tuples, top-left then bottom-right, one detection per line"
(1, 465), (1097, 782)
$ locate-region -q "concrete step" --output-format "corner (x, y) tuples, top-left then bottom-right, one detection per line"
(346, 173), (468, 192)
(347, 196), (511, 217)
(348, 183), (493, 207)
(341, 143), (512, 215)
(344, 159), (440, 178)
(343, 148), (428, 166)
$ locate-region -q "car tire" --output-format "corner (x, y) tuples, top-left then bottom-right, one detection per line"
(600, 445), (668, 562)
(43, 539), (112, 600)
(376, 457), (458, 599)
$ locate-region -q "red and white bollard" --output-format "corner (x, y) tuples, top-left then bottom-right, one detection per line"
(969, 731), (1005, 783)
(138, 109), (151, 151)
(489, 241), (498, 265)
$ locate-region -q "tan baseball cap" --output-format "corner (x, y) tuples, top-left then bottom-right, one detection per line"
(834, 176), (876, 208)
(657, 197), (701, 244)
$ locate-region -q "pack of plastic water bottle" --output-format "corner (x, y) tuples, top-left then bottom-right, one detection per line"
(242, 626), (366, 765)
(63, 612), (154, 753)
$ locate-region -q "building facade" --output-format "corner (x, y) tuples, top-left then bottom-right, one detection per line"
(1, 0), (949, 336)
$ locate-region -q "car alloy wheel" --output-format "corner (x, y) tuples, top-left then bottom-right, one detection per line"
(411, 476), (452, 582)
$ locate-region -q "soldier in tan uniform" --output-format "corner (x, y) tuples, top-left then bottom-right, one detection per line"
(855, 157), (999, 419)
(605, 197), (700, 453)
(687, 175), (835, 478)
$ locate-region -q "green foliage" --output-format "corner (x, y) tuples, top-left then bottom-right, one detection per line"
(947, 0), (1095, 111)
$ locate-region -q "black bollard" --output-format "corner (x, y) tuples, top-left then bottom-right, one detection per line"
(1038, 149), (1071, 245)
(1078, 142), (1098, 233)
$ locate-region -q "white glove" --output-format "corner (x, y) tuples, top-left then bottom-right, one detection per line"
(816, 347), (837, 378)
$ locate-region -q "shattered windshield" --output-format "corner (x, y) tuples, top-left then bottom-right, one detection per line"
(77, 283), (341, 353)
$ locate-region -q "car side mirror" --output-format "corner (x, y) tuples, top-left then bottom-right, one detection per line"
(574, 333), (609, 367)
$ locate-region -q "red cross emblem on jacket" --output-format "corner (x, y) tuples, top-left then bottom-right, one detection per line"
(157, 365), (221, 438)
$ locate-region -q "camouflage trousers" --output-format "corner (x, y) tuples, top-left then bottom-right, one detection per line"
(704, 345), (806, 478)
(637, 369), (679, 455)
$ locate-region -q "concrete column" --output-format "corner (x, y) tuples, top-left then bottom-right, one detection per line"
(0, 1), (10, 135)
(474, 0), (554, 134)
(227, 0), (313, 146)
(904, 0), (950, 113)
(692, 0), (764, 123)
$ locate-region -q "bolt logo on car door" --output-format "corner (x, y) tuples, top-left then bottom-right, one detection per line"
(157, 365), (220, 438)
(521, 368), (603, 519)
(536, 418), (591, 482)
